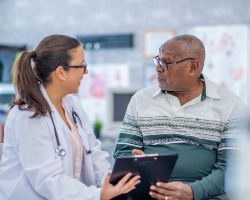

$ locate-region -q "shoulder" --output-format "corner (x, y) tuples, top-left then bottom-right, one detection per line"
(7, 105), (49, 127)
(206, 80), (247, 120)
(125, 86), (160, 114)
(218, 86), (242, 104)
(205, 76), (244, 106)
(214, 84), (244, 110)
(5, 106), (51, 142)
(132, 86), (158, 101)
(8, 106), (35, 121)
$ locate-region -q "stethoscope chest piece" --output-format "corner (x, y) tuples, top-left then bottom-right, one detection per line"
(56, 147), (66, 159)
(59, 148), (66, 158)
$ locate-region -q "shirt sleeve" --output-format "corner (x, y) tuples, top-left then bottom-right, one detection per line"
(190, 101), (247, 200)
(113, 96), (144, 158)
(7, 110), (101, 200)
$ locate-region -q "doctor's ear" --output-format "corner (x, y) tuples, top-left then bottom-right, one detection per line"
(54, 66), (67, 81)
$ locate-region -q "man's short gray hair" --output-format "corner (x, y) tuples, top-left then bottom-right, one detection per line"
(171, 34), (205, 65)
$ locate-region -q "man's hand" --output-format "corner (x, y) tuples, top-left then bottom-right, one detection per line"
(149, 181), (194, 200)
(131, 149), (144, 156)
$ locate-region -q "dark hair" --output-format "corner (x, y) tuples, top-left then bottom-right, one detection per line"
(13, 34), (80, 117)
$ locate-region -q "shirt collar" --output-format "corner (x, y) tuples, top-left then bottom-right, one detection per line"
(152, 74), (221, 100)
(152, 88), (162, 98)
(203, 75), (221, 99)
(39, 84), (73, 113)
(40, 84), (54, 109)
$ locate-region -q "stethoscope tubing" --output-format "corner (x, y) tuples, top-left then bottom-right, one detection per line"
(49, 109), (84, 159)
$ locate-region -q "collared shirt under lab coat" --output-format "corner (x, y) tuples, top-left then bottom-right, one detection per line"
(0, 86), (111, 200)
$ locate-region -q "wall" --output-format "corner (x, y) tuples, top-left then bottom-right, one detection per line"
(1, 0), (250, 164)
(1, 0), (250, 86)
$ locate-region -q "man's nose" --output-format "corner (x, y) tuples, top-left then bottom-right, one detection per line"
(156, 64), (164, 73)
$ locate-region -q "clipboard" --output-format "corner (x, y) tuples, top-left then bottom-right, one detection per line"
(110, 154), (178, 199)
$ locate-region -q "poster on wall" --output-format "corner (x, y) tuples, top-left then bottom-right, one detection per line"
(144, 30), (176, 58)
(143, 62), (158, 87)
(78, 63), (129, 131)
(189, 25), (249, 104)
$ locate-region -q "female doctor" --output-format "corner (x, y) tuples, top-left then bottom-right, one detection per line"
(0, 34), (140, 199)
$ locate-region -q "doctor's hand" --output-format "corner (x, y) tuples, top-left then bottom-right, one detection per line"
(101, 173), (141, 200)
(149, 181), (194, 200)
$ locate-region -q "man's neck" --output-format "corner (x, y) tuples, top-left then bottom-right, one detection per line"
(168, 80), (204, 106)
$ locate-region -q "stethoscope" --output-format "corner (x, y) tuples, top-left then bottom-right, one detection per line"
(49, 109), (91, 159)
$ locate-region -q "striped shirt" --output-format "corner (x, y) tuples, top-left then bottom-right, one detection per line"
(114, 75), (245, 200)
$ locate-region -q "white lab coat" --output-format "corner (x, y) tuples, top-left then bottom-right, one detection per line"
(0, 86), (111, 200)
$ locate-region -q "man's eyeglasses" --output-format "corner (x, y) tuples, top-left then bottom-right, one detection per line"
(154, 55), (194, 70)
(63, 62), (88, 73)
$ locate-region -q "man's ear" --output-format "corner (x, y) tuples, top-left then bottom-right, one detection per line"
(189, 59), (199, 77)
(54, 66), (66, 81)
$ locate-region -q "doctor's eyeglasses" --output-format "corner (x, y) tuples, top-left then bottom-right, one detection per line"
(63, 62), (88, 73)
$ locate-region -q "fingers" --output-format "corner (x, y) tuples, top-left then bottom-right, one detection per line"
(149, 190), (171, 200)
(155, 181), (180, 191)
(123, 180), (141, 193)
(101, 173), (140, 200)
(118, 173), (140, 188)
(116, 173), (141, 194)
(150, 185), (175, 196)
(116, 173), (133, 187)
(150, 182), (194, 200)
(123, 175), (141, 190)
(149, 182), (175, 200)
(150, 185), (167, 195)
(155, 182), (172, 189)
(104, 174), (111, 184)
(121, 178), (140, 194)
(131, 149), (144, 156)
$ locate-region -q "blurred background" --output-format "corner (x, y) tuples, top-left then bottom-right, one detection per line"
(0, 0), (250, 165)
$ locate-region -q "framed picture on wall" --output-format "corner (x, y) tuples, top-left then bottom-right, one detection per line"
(143, 30), (176, 58)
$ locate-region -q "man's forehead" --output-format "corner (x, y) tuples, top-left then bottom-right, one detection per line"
(159, 41), (183, 56)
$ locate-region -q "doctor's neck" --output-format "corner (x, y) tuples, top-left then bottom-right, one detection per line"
(44, 84), (65, 108)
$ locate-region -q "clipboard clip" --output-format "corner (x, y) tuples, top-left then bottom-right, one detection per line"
(133, 153), (159, 158)
(133, 154), (159, 161)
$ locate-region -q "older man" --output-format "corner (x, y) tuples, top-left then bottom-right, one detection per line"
(114, 35), (244, 200)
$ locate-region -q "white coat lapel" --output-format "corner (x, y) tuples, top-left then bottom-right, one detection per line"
(62, 96), (91, 152)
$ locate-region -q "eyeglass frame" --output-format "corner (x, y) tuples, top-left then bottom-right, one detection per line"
(63, 62), (88, 73)
(154, 55), (194, 70)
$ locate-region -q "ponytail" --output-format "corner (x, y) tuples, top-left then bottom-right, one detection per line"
(13, 51), (51, 117)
